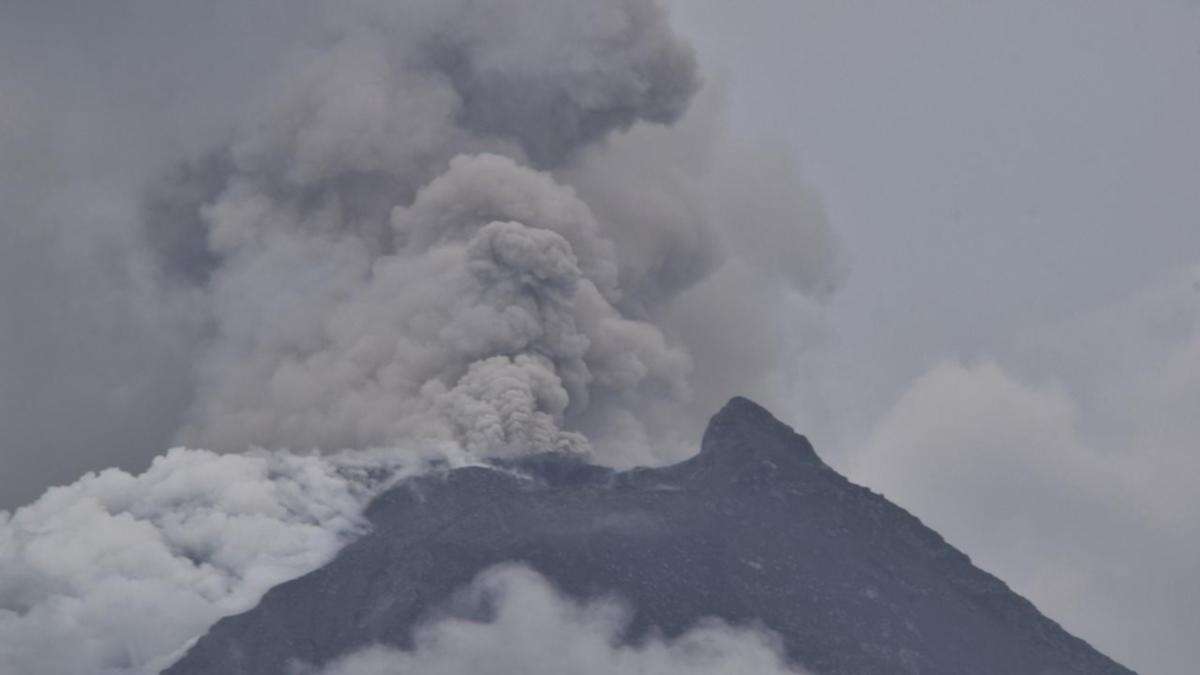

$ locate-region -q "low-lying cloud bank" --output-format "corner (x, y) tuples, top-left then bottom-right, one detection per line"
(0, 446), (436, 675)
(305, 564), (807, 675)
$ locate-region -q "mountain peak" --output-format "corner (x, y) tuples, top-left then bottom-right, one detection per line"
(167, 398), (1133, 675)
(696, 396), (823, 470)
(712, 395), (778, 424)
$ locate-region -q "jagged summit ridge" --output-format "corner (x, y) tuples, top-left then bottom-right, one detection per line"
(167, 398), (1134, 675)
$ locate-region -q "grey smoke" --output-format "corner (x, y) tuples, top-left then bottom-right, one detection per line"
(146, 0), (700, 283)
(145, 0), (841, 465)
(0, 1), (839, 502)
(0, 0), (329, 508)
(0, 1), (842, 671)
(2, 0), (1194, 672)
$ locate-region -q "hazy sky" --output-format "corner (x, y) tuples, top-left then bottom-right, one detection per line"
(671, 0), (1200, 438)
(670, 2), (1200, 672)
(2, 1), (1198, 673)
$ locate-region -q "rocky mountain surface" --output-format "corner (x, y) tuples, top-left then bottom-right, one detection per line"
(167, 397), (1133, 674)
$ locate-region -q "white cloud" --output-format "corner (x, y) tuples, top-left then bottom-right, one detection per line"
(0, 446), (431, 675)
(308, 564), (806, 675)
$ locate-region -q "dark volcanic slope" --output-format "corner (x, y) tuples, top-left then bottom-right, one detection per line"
(168, 398), (1133, 675)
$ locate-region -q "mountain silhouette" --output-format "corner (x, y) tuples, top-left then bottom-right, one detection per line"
(167, 397), (1133, 674)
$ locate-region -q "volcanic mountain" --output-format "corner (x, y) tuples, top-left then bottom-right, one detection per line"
(166, 397), (1133, 674)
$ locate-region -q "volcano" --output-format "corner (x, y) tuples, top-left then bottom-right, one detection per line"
(166, 397), (1132, 674)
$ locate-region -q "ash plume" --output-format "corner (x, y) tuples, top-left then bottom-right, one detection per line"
(0, 1), (844, 662)
(0, 2), (842, 669)
(147, 0), (842, 465)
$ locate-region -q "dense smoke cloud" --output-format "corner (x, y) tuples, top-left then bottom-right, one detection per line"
(1, 0), (842, 671)
(147, 0), (700, 282)
(180, 152), (692, 459)
(0, 0), (347, 509)
(0, 0), (839, 503)
(146, 0), (841, 465)
(307, 564), (806, 675)
(0, 446), (434, 675)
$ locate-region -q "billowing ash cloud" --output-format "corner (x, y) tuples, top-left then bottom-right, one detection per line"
(182, 153), (689, 459)
(144, 0), (842, 466)
(1, 1), (842, 670)
(305, 564), (807, 675)
(0, 446), (433, 675)
(147, 0), (699, 283)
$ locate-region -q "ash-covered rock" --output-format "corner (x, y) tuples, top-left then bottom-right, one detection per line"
(167, 398), (1133, 675)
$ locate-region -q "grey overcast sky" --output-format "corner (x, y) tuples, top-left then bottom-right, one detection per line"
(1, 1), (1198, 673)
(670, 0), (1200, 436)
(671, 2), (1200, 673)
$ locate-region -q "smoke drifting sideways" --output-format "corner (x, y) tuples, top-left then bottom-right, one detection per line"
(0, 446), (441, 675)
(305, 564), (808, 675)
(148, 0), (844, 467)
